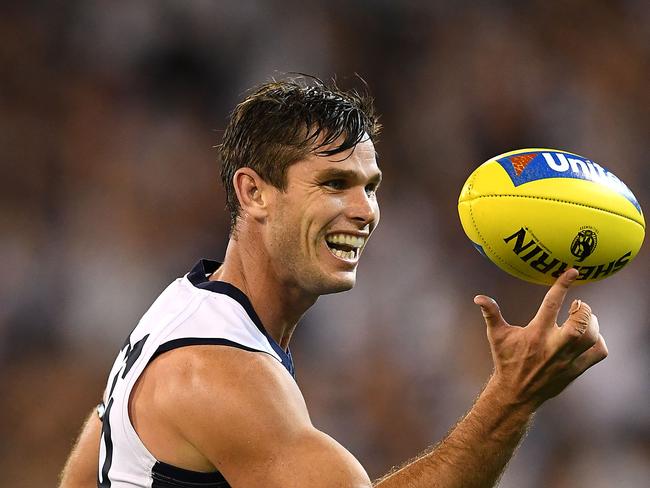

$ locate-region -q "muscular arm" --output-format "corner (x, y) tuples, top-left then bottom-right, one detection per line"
(374, 379), (532, 487)
(374, 269), (608, 487)
(154, 270), (606, 488)
(58, 409), (101, 488)
(157, 345), (372, 488)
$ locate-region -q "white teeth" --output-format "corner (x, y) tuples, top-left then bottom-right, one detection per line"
(326, 233), (366, 248)
(332, 248), (356, 260)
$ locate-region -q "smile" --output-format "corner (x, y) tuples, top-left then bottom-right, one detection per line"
(325, 233), (367, 261)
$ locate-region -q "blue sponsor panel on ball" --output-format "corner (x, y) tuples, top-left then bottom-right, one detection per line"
(496, 150), (641, 213)
(459, 147), (646, 285)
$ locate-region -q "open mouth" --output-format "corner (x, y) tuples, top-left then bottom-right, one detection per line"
(325, 233), (366, 261)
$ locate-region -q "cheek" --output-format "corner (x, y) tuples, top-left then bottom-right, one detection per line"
(303, 193), (341, 232)
(276, 191), (344, 250)
(273, 203), (315, 255)
(268, 202), (298, 249)
(321, 194), (347, 220)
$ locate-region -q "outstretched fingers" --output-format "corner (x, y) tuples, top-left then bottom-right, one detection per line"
(568, 333), (609, 377)
(564, 301), (598, 340)
(474, 295), (508, 330)
(533, 268), (579, 327)
(554, 301), (601, 356)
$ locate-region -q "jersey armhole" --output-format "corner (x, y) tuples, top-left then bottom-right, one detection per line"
(151, 337), (273, 363)
(124, 338), (268, 486)
(151, 460), (229, 487)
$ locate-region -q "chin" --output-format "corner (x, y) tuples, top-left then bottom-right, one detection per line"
(317, 272), (357, 295)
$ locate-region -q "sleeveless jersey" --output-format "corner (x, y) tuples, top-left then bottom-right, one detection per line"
(97, 259), (295, 488)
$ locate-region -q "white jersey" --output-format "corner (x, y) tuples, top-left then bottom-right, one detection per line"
(97, 259), (295, 488)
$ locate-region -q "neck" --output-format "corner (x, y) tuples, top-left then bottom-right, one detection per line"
(209, 233), (317, 350)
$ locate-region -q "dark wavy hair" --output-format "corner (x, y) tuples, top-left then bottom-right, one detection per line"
(219, 76), (381, 231)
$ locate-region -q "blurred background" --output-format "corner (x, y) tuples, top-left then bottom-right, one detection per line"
(1, 1), (648, 486)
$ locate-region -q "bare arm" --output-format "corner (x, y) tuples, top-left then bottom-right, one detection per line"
(374, 269), (608, 487)
(373, 378), (532, 487)
(59, 408), (101, 488)
(159, 346), (373, 488)
(153, 270), (606, 488)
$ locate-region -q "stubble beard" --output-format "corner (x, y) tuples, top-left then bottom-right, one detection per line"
(271, 235), (357, 297)
(268, 205), (357, 297)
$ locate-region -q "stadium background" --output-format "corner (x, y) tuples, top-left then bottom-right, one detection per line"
(1, 1), (648, 486)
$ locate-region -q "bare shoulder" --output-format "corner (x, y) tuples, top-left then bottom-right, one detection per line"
(145, 345), (371, 487)
(154, 345), (307, 434)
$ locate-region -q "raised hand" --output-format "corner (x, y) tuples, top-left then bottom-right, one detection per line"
(474, 269), (608, 410)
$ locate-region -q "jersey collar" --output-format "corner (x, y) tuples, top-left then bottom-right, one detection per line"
(187, 259), (295, 377)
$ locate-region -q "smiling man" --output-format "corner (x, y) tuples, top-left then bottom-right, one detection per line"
(59, 78), (608, 488)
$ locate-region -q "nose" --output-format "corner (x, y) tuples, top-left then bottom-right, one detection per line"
(346, 186), (379, 227)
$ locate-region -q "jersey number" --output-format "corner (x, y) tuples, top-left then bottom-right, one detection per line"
(98, 334), (150, 487)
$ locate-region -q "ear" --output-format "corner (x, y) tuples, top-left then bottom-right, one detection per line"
(233, 168), (273, 221)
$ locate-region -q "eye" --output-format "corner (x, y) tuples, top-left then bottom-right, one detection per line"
(323, 179), (346, 190)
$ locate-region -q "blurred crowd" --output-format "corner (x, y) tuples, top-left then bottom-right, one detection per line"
(1, 1), (648, 486)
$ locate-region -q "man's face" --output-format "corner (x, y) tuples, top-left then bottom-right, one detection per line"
(264, 138), (381, 296)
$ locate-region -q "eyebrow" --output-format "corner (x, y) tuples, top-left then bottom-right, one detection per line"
(316, 168), (383, 184)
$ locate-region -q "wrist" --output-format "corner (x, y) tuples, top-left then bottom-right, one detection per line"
(435, 374), (537, 458)
(482, 374), (538, 417)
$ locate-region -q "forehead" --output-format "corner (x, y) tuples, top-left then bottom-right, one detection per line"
(290, 139), (381, 179)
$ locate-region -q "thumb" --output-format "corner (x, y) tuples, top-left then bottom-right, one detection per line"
(474, 295), (508, 330)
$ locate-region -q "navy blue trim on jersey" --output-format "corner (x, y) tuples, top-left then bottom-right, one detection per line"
(151, 461), (229, 487)
(187, 259), (295, 377)
(151, 337), (266, 363)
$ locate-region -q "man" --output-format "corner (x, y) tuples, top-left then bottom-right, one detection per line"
(59, 78), (608, 488)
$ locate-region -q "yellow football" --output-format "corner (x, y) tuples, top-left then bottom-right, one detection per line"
(458, 148), (645, 285)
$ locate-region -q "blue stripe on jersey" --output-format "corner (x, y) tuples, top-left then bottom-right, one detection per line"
(187, 259), (295, 377)
(151, 461), (229, 487)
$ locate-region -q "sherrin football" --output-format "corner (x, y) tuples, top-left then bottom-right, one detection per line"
(458, 148), (645, 285)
